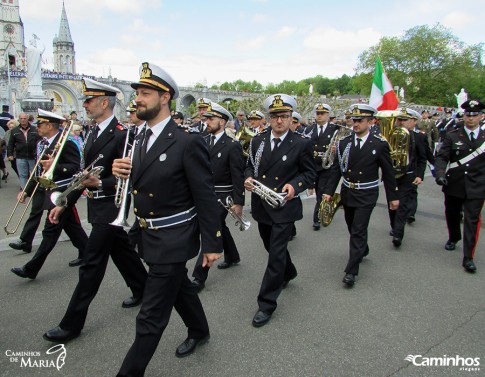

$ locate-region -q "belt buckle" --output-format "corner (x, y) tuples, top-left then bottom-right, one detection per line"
(87, 191), (94, 199)
(139, 218), (147, 229)
(349, 182), (355, 189)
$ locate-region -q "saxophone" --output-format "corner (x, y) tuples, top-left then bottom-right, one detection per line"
(322, 126), (352, 169)
(319, 193), (342, 227)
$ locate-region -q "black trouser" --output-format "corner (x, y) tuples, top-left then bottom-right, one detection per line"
(19, 189), (45, 245)
(59, 223), (147, 331)
(192, 203), (240, 282)
(343, 206), (374, 275)
(117, 263), (209, 377)
(388, 179), (414, 239)
(257, 222), (296, 314)
(444, 194), (484, 259)
(407, 185), (418, 218)
(24, 206), (87, 277)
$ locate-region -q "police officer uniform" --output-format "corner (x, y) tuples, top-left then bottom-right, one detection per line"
(324, 104), (399, 286)
(43, 79), (148, 343)
(308, 103), (339, 229)
(436, 109), (455, 140)
(117, 63), (223, 376)
(11, 109), (88, 279)
(191, 103), (245, 288)
(435, 100), (485, 273)
(245, 93), (315, 327)
(387, 108), (428, 247)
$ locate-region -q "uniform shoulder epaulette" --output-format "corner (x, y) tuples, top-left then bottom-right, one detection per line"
(179, 125), (200, 134)
(448, 128), (459, 134)
(373, 134), (386, 142)
(115, 123), (126, 131)
(413, 129), (425, 134)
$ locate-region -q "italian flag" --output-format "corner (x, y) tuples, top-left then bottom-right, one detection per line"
(369, 57), (399, 111)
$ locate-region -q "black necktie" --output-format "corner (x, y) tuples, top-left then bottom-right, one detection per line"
(141, 129), (153, 162)
(273, 138), (281, 152)
(470, 132), (476, 143)
(356, 138), (362, 149)
(319, 125), (324, 136)
(209, 135), (216, 150)
(92, 125), (100, 143)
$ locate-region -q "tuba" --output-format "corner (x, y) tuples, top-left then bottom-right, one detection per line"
(248, 179), (287, 209)
(376, 111), (410, 178)
(36, 121), (76, 189)
(319, 193), (342, 227)
(218, 196), (251, 231)
(235, 125), (256, 157)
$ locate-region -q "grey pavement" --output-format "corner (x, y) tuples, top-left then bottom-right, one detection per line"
(0, 167), (484, 377)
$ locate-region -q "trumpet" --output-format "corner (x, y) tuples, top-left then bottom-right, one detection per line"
(218, 196), (251, 231)
(248, 179), (287, 209)
(110, 126), (135, 228)
(36, 121), (76, 189)
(4, 144), (49, 234)
(50, 154), (104, 207)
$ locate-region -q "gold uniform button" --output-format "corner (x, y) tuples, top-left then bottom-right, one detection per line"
(149, 212), (154, 216)
(149, 193), (154, 198)
(348, 169), (352, 172)
(262, 175), (266, 179)
(134, 208), (138, 213)
(275, 177), (279, 180)
(133, 190), (138, 195)
(359, 171), (362, 175)
(274, 188), (277, 191)
(298, 182), (302, 187)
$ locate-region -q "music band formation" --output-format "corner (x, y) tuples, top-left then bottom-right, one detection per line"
(3, 61), (485, 376)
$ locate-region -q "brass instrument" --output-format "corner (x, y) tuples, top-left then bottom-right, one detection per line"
(50, 154), (104, 207)
(110, 127), (135, 227)
(248, 179), (287, 209)
(36, 121), (76, 189)
(235, 125), (256, 157)
(319, 193), (342, 227)
(376, 111), (410, 178)
(4, 144), (49, 234)
(322, 125), (352, 169)
(218, 196), (251, 231)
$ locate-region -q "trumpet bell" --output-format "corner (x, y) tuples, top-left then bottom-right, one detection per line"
(50, 191), (67, 207)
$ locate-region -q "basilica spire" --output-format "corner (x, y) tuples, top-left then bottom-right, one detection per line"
(57, 1), (73, 44)
(53, 1), (76, 74)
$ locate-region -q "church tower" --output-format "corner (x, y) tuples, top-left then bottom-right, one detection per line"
(0, 0), (26, 70)
(53, 1), (76, 74)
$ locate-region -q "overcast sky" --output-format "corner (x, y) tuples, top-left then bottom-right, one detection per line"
(19, 0), (484, 87)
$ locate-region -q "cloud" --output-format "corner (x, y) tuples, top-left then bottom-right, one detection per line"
(442, 11), (472, 30)
(252, 14), (267, 23)
(304, 26), (381, 54)
(276, 27), (296, 39)
(234, 35), (267, 50)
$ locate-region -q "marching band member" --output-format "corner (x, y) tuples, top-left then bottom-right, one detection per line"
(11, 109), (87, 279)
(435, 100), (485, 273)
(190, 102), (245, 291)
(323, 104), (399, 287)
(308, 103), (339, 230)
(244, 93), (315, 327)
(247, 110), (266, 134)
(192, 97), (212, 135)
(43, 78), (148, 342)
(114, 62), (222, 375)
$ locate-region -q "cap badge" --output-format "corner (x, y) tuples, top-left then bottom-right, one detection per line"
(140, 63), (152, 79)
(316, 104), (324, 111)
(272, 95), (284, 109)
(470, 100), (478, 107)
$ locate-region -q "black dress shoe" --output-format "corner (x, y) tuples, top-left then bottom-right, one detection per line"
(342, 273), (355, 286)
(9, 240), (32, 253)
(43, 326), (80, 342)
(463, 258), (477, 273)
(445, 241), (456, 251)
(122, 296), (142, 308)
(11, 267), (36, 279)
(283, 269), (298, 288)
(252, 310), (272, 327)
(406, 216), (415, 224)
(313, 222), (321, 231)
(190, 279), (205, 293)
(175, 335), (209, 358)
(392, 237), (402, 247)
(68, 258), (83, 267)
(3, 172), (9, 181)
(217, 259), (240, 269)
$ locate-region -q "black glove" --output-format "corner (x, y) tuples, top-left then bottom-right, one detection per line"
(435, 177), (448, 186)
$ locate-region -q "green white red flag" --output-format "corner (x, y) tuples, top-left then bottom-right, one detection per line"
(369, 57), (399, 111)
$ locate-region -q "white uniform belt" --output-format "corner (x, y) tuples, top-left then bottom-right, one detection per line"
(87, 190), (113, 200)
(342, 179), (379, 190)
(215, 185), (233, 193)
(137, 206), (197, 229)
(449, 146), (485, 169)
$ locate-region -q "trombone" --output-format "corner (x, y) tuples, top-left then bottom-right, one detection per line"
(36, 121), (75, 189)
(4, 144), (49, 234)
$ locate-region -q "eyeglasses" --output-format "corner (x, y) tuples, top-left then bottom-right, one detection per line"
(269, 114), (291, 120)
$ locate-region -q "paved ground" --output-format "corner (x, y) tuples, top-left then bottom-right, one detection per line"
(0, 167), (484, 377)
